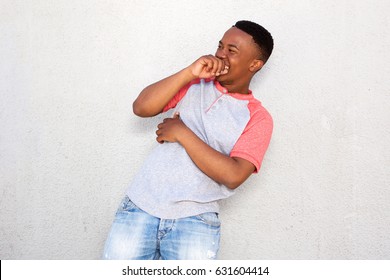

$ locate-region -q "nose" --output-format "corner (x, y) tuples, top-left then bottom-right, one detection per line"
(215, 47), (227, 59)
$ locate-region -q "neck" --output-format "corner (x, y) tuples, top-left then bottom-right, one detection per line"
(219, 81), (251, 94)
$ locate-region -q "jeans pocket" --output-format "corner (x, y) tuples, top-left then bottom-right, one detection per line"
(195, 212), (221, 227)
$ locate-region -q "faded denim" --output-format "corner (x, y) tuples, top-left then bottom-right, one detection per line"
(102, 196), (220, 260)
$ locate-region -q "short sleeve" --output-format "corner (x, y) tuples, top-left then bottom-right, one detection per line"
(230, 105), (273, 173)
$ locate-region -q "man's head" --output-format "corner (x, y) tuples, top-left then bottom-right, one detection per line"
(234, 20), (273, 63)
(215, 20), (273, 92)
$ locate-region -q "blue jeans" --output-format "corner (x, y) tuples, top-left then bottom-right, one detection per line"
(102, 196), (221, 260)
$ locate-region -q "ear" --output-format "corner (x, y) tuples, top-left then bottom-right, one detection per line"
(249, 59), (264, 73)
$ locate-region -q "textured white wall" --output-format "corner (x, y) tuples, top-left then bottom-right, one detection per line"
(1, 0), (389, 259)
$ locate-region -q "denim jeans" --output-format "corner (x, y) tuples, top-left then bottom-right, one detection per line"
(102, 196), (221, 260)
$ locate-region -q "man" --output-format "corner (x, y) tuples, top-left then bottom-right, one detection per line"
(103, 20), (274, 260)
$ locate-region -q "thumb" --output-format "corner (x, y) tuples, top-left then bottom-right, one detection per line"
(173, 112), (180, 118)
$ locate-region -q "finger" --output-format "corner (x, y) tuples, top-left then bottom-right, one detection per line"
(210, 57), (221, 76)
(200, 56), (212, 71)
(206, 59), (215, 73)
(215, 58), (225, 76)
(202, 55), (215, 73)
(156, 136), (164, 144)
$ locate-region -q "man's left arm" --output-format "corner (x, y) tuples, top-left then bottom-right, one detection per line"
(156, 114), (256, 189)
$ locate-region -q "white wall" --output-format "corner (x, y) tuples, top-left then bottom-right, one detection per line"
(1, 0), (389, 259)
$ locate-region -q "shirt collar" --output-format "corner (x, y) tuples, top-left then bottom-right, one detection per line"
(213, 80), (253, 100)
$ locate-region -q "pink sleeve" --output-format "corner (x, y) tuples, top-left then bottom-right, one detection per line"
(230, 105), (273, 173)
(162, 79), (200, 112)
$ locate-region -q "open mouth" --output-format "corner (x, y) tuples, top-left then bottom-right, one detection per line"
(221, 64), (230, 75)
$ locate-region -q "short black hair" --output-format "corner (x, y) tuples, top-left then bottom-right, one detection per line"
(234, 20), (273, 62)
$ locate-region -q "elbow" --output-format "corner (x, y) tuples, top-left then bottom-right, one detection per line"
(222, 158), (255, 189)
(132, 100), (156, 117)
(223, 177), (244, 190)
(225, 183), (241, 190)
(221, 166), (253, 189)
(132, 101), (145, 117)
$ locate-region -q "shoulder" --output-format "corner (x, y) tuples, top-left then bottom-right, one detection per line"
(247, 97), (273, 125)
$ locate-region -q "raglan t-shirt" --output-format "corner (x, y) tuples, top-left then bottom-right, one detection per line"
(125, 78), (273, 219)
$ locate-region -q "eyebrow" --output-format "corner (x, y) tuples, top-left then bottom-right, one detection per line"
(219, 41), (239, 50)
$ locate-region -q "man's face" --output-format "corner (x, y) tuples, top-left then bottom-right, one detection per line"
(215, 27), (261, 86)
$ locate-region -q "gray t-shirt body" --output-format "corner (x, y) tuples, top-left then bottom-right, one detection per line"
(126, 79), (268, 219)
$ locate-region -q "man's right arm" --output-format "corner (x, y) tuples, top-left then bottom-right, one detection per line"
(132, 55), (228, 117)
(132, 67), (195, 117)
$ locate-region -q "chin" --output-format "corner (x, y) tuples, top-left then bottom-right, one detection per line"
(216, 74), (232, 85)
(216, 74), (228, 82)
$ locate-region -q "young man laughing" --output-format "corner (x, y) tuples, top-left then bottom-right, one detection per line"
(103, 20), (274, 260)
